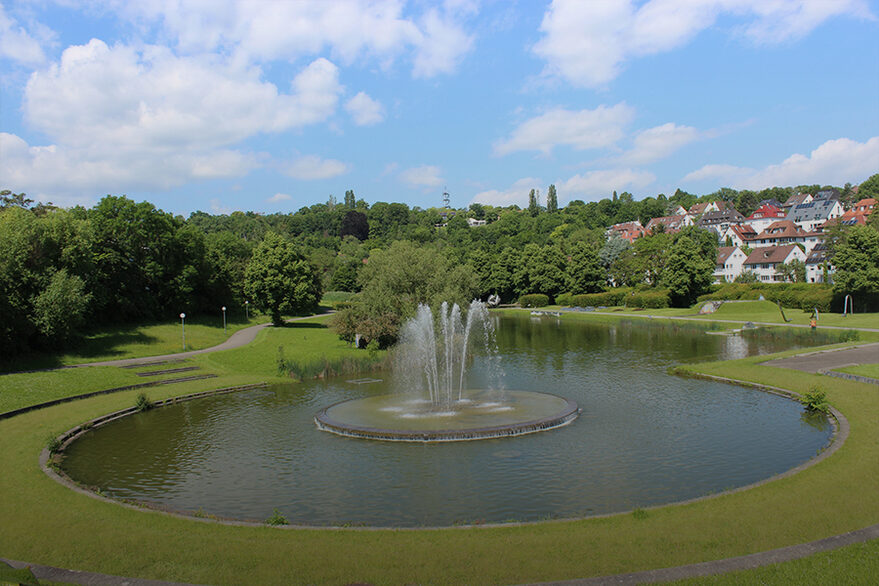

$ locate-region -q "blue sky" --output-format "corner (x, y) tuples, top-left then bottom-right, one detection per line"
(1, 0), (877, 216)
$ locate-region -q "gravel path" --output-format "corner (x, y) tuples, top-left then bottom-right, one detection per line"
(762, 342), (879, 373)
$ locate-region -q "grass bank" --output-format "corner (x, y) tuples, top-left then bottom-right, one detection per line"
(0, 313), (877, 584)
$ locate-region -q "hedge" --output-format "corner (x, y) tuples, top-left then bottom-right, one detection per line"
(698, 283), (833, 312)
(626, 289), (670, 309)
(518, 293), (550, 308)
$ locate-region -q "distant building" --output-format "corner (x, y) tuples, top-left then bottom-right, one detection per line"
(714, 246), (747, 283)
(467, 217), (487, 227)
(786, 197), (844, 231)
(742, 245), (807, 282)
(721, 224), (758, 247)
(607, 220), (645, 243)
(782, 192), (813, 212)
(744, 204), (787, 233)
(645, 214), (693, 234)
(805, 242), (832, 284)
(697, 207), (745, 236)
(751, 220), (821, 254)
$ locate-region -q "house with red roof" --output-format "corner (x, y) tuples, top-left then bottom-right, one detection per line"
(645, 214), (693, 234)
(744, 204), (787, 233)
(720, 224), (758, 247)
(742, 245), (807, 282)
(606, 220), (645, 243)
(751, 220), (822, 254)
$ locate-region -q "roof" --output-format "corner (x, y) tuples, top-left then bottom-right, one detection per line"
(716, 246), (741, 264)
(784, 193), (812, 207)
(747, 204), (786, 220)
(743, 245), (801, 266)
(726, 224), (758, 240)
(608, 220), (644, 231)
(698, 208), (744, 225)
(786, 198), (842, 223)
(645, 214), (688, 232)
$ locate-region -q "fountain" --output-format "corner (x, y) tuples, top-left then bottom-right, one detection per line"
(314, 301), (579, 441)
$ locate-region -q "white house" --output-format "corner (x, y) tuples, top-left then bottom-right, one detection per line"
(742, 245), (808, 282)
(744, 204), (787, 233)
(786, 197), (844, 231)
(714, 246), (747, 283)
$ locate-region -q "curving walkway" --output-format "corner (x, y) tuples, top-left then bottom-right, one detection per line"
(762, 342), (879, 374)
(67, 313), (333, 369)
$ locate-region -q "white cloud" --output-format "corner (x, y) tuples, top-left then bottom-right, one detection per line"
(534, 0), (873, 87)
(617, 123), (704, 165)
(494, 104), (635, 156)
(3, 40), (346, 199)
(399, 165), (444, 188)
(0, 4), (46, 65)
(281, 155), (350, 180)
(267, 192), (292, 203)
(100, 0), (474, 78)
(682, 136), (879, 189)
(345, 91), (385, 126)
(472, 177), (542, 207)
(559, 169), (656, 201)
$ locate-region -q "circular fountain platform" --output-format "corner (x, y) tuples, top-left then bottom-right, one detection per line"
(315, 390), (579, 442)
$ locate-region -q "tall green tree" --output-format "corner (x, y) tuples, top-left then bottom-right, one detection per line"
(344, 189), (356, 208)
(567, 241), (604, 293)
(31, 269), (92, 344)
(528, 189), (540, 217)
(662, 232), (716, 307)
(244, 232), (322, 326)
(832, 225), (879, 310)
(546, 184), (558, 213)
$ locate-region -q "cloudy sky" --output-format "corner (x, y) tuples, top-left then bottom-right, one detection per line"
(1, 0), (877, 215)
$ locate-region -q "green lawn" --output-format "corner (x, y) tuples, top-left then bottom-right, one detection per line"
(1, 313), (878, 584)
(835, 363), (879, 379)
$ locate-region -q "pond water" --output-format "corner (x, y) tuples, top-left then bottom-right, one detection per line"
(60, 316), (834, 527)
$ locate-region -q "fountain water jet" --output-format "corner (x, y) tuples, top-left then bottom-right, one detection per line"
(315, 301), (578, 441)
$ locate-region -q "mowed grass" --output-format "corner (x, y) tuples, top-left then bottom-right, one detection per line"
(1, 312), (878, 584)
(1, 314), (272, 373)
(835, 363), (879, 379)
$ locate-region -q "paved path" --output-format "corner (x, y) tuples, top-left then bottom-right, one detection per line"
(762, 342), (879, 373)
(67, 313), (333, 369)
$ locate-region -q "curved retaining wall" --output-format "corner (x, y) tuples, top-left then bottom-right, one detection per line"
(314, 396), (580, 442)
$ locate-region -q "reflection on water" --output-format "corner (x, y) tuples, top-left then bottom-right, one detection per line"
(61, 315), (834, 527)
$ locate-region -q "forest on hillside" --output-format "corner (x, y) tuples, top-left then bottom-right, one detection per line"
(2, 176), (878, 355)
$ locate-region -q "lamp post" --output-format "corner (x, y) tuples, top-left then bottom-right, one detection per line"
(221, 306), (227, 335)
(245, 300), (249, 320)
(180, 313), (186, 351)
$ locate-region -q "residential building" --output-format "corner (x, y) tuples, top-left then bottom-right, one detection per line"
(751, 220), (821, 254)
(744, 204), (787, 233)
(697, 207), (745, 236)
(607, 220), (645, 243)
(714, 246), (747, 283)
(645, 214), (693, 234)
(721, 224), (758, 247)
(742, 245), (807, 282)
(805, 242), (832, 284)
(782, 192), (813, 212)
(786, 196), (844, 231)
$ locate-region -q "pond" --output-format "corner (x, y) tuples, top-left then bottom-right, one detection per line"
(60, 316), (834, 527)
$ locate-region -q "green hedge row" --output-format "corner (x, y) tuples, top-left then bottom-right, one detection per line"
(698, 283), (833, 312)
(518, 293), (550, 308)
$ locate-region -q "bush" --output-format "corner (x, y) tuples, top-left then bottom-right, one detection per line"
(265, 508), (288, 526)
(555, 292), (573, 306)
(135, 393), (154, 412)
(518, 293), (549, 308)
(627, 290), (670, 309)
(697, 283), (833, 311)
(799, 387), (829, 413)
(570, 289), (630, 308)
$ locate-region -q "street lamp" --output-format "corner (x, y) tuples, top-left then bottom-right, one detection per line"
(180, 313), (186, 351)
(245, 300), (249, 320)
(221, 306), (227, 335)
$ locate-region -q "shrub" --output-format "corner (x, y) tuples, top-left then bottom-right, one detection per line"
(135, 393), (154, 412)
(839, 329), (860, 342)
(265, 508), (288, 526)
(626, 290), (670, 309)
(799, 387), (830, 413)
(555, 292), (573, 307)
(570, 289), (630, 307)
(46, 434), (61, 454)
(518, 293), (549, 308)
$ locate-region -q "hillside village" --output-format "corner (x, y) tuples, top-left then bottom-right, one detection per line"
(607, 189), (876, 285)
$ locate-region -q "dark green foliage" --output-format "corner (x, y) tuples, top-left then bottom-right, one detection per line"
(340, 210), (369, 240)
(831, 225), (879, 311)
(244, 232), (323, 326)
(546, 184), (558, 213)
(518, 293), (549, 307)
(135, 393), (154, 412)
(799, 388), (829, 413)
(570, 289), (631, 307)
(31, 269), (92, 344)
(265, 508), (288, 526)
(698, 283), (834, 312)
(626, 290), (670, 309)
(567, 241), (604, 294)
(662, 229), (716, 307)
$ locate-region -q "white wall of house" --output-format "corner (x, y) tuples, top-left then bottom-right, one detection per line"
(714, 247), (747, 283)
(744, 246), (807, 282)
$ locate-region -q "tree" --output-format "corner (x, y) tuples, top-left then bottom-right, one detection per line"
(662, 233), (715, 307)
(857, 173), (879, 200)
(0, 189), (34, 209)
(831, 225), (879, 310)
(633, 232), (671, 286)
(734, 270), (758, 283)
(344, 189), (356, 208)
(31, 269), (92, 344)
(599, 234), (631, 269)
(775, 259), (806, 283)
(528, 189), (540, 217)
(340, 210), (369, 241)
(546, 184), (558, 213)
(244, 232), (322, 325)
(525, 244), (568, 299)
(567, 241), (604, 293)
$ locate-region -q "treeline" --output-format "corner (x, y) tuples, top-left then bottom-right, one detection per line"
(1, 176), (876, 355)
